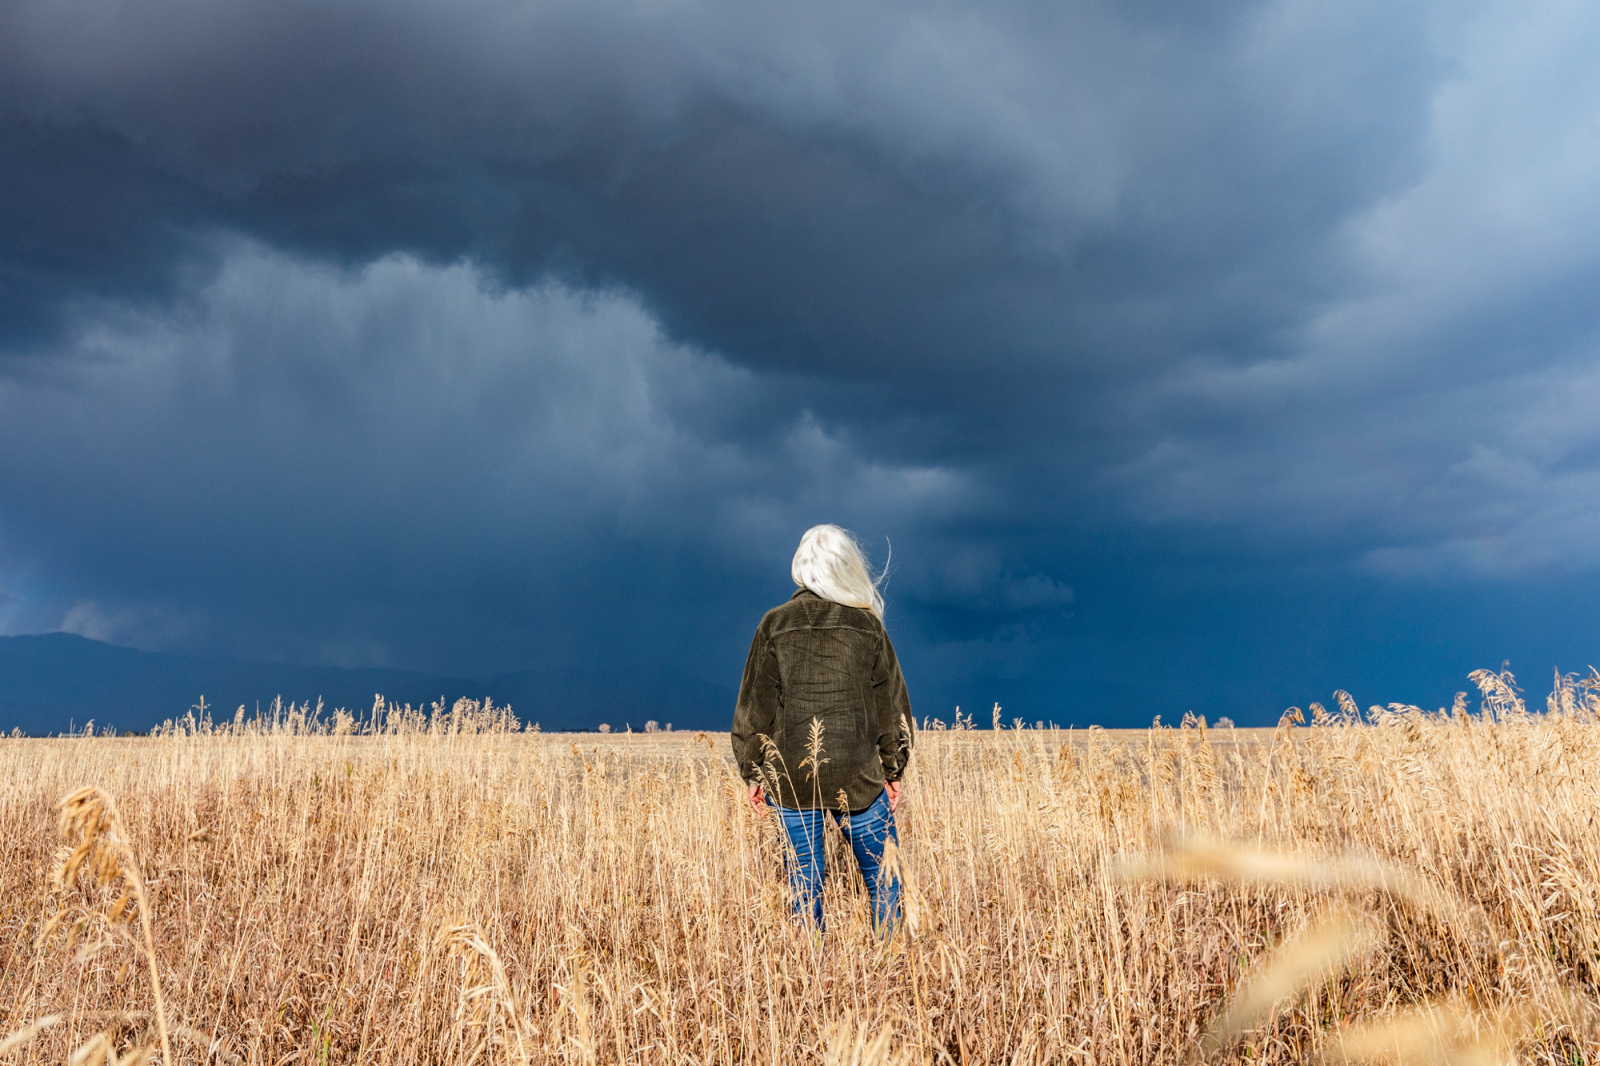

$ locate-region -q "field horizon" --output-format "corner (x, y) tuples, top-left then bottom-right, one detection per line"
(4, 668), (1599, 1063)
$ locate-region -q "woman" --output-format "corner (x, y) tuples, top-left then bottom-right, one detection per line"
(731, 524), (915, 933)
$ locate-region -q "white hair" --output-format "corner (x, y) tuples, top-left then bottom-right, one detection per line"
(791, 524), (887, 619)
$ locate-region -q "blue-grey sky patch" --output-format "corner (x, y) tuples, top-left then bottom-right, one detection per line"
(2, 0), (1599, 726)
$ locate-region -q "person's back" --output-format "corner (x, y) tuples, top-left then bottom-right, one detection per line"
(734, 589), (912, 811)
(731, 524), (914, 933)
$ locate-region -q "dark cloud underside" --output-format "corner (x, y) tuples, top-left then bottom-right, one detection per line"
(2, 0), (1599, 728)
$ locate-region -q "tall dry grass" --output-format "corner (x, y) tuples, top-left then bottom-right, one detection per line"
(3, 671), (1600, 1063)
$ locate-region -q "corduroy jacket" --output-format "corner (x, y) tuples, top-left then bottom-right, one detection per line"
(731, 588), (915, 812)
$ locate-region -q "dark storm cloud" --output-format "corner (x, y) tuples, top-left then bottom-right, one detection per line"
(3, 0), (1600, 723)
(0, 243), (977, 677)
(0, 0), (1434, 382)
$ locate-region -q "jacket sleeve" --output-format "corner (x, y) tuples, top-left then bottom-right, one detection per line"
(872, 628), (915, 782)
(731, 619), (781, 787)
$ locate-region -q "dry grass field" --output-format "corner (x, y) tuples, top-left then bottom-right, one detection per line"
(5, 669), (1600, 1064)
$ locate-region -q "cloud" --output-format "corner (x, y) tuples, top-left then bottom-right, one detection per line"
(57, 601), (134, 643)
(2, 0), (1600, 718)
(1088, 0), (1600, 580)
(0, 0), (1443, 388)
(0, 241), (975, 673)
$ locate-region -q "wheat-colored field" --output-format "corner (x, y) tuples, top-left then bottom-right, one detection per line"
(4, 670), (1600, 1064)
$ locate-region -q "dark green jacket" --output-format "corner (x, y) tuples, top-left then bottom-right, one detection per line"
(731, 589), (915, 811)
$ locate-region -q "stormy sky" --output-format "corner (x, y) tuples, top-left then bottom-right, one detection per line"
(2, 0), (1599, 725)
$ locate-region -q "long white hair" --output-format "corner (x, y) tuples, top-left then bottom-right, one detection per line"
(791, 524), (887, 619)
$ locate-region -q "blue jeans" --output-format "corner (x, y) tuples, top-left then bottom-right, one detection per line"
(771, 788), (900, 934)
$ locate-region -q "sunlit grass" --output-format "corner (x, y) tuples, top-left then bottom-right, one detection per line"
(3, 669), (1598, 1063)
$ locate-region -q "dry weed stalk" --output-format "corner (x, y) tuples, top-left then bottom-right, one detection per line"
(40, 787), (172, 1066)
(436, 921), (533, 1066)
(821, 1021), (912, 1066)
(1324, 1001), (1539, 1066)
(0, 1014), (62, 1056)
(5, 684), (1600, 1063)
(1202, 904), (1383, 1055)
(1123, 833), (1566, 1063)
(1118, 836), (1485, 933)
(63, 1030), (154, 1066)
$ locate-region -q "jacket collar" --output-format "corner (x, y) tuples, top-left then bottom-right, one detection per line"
(791, 587), (820, 601)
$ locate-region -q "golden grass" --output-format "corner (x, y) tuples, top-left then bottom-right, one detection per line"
(3, 670), (1600, 1063)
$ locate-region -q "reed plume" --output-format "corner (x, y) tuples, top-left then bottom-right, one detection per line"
(1, 684), (1597, 1062)
(44, 787), (171, 1066)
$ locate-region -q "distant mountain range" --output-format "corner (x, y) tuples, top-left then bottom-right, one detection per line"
(0, 633), (735, 736)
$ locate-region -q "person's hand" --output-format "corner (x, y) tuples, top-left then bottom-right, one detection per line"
(885, 780), (902, 813)
(748, 783), (767, 816)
